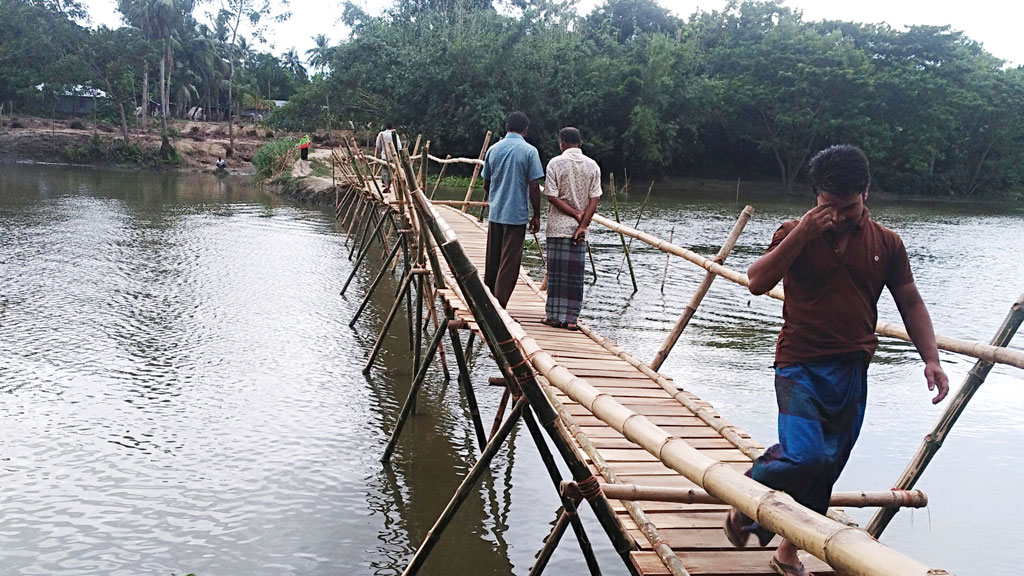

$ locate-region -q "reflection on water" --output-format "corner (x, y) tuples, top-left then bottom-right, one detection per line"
(0, 165), (1021, 575)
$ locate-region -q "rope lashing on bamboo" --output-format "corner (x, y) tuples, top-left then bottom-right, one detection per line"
(590, 213), (1024, 371)
(576, 475), (603, 502)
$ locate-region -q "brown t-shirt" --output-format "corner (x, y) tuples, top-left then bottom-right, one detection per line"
(768, 207), (914, 365)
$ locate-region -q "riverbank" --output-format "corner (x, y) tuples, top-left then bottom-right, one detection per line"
(0, 116), (302, 175)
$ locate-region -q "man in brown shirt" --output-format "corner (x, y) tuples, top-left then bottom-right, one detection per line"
(724, 145), (949, 576)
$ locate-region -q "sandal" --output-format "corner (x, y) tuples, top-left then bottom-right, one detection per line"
(723, 508), (751, 548)
(566, 323), (580, 331)
(769, 556), (814, 576)
(540, 318), (566, 328)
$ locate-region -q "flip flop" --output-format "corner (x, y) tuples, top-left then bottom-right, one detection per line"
(769, 556), (814, 576)
(540, 318), (566, 328)
(723, 508), (751, 548)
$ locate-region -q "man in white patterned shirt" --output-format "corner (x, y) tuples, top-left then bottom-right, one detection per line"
(541, 127), (601, 331)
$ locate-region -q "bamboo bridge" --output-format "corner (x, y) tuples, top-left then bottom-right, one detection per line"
(317, 130), (1024, 576)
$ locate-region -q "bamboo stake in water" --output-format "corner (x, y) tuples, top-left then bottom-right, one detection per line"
(461, 130), (492, 211)
(660, 228), (674, 293)
(617, 180), (654, 278)
(429, 154), (452, 200)
(866, 291), (1024, 538)
(609, 173), (637, 293)
(650, 205), (754, 371)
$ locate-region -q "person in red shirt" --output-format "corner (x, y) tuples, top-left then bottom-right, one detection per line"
(724, 144), (949, 576)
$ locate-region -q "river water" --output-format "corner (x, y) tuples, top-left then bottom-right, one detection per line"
(1, 164), (1021, 576)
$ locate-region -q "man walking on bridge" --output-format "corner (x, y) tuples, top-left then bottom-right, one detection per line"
(481, 111), (543, 308)
(725, 144), (949, 576)
(541, 127), (601, 331)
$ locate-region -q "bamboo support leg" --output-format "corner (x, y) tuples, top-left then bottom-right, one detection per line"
(345, 194), (366, 242)
(349, 203), (379, 260)
(381, 322), (449, 463)
(490, 386), (511, 440)
(349, 239), (404, 324)
(464, 332), (476, 359)
(586, 241), (597, 282)
(340, 208), (391, 295)
(399, 398), (527, 576)
(609, 174), (637, 293)
(414, 272), (424, 367)
(364, 270), (425, 374)
(866, 292), (1024, 537)
(529, 505), (574, 576)
(650, 205), (753, 371)
(522, 406), (602, 576)
(447, 323), (487, 452)
(660, 228), (674, 293)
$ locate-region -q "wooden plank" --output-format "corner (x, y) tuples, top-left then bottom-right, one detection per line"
(630, 551), (834, 576)
(629, 527), (780, 551)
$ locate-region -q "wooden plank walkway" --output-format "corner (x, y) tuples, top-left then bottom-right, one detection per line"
(430, 205), (835, 576)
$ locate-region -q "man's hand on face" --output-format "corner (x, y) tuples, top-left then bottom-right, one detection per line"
(795, 203), (835, 239)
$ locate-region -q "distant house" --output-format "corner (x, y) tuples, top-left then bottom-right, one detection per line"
(240, 99), (288, 121)
(36, 84), (110, 116)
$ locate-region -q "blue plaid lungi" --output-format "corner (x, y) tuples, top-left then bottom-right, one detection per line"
(743, 359), (868, 545)
(545, 237), (586, 324)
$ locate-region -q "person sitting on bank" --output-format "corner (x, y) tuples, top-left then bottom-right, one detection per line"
(216, 158), (227, 169)
(540, 127), (601, 331)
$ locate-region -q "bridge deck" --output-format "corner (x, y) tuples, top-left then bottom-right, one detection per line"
(431, 206), (834, 576)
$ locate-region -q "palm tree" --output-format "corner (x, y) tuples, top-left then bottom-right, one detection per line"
(282, 48), (307, 83)
(305, 33), (334, 75)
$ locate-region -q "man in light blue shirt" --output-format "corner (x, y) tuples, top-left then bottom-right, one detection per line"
(481, 111), (544, 307)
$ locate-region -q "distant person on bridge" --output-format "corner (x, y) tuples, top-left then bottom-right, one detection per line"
(726, 144), (949, 576)
(374, 122), (401, 193)
(481, 111), (543, 308)
(540, 127), (601, 331)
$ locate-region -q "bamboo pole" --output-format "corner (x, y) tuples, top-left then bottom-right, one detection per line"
(591, 213), (1024, 370)
(650, 205), (754, 371)
(349, 202), (379, 260)
(866, 291), (1024, 537)
(542, 379), (691, 576)
(400, 399), (530, 576)
(660, 228), (673, 293)
(608, 173), (637, 293)
(341, 208), (393, 295)
(381, 321), (449, 463)
(521, 406), (603, 576)
(447, 319), (488, 451)
(595, 483), (928, 509)
(362, 269), (430, 374)
(617, 180), (654, 278)
(460, 130), (492, 211)
(429, 154), (451, 200)
(349, 238), (404, 326)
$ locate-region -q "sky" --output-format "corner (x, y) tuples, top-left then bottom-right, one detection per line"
(80, 0), (1024, 68)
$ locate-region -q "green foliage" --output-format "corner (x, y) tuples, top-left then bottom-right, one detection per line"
(252, 138), (297, 180)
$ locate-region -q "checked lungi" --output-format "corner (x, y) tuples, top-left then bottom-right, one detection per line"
(743, 359), (868, 545)
(545, 237), (587, 324)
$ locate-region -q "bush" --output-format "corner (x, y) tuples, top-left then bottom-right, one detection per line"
(69, 119), (85, 130)
(252, 138), (297, 180)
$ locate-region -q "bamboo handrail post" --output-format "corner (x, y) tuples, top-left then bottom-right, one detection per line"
(866, 291), (1024, 537)
(660, 227), (673, 293)
(650, 205), (754, 371)
(341, 208), (393, 295)
(429, 154), (451, 200)
(349, 238), (404, 324)
(352, 136), (384, 198)
(461, 130), (492, 211)
(399, 398), (527, 576)
(341, 139), (369, 190)
(609, 173), (637, 293)
(447, 319), (488, 451)
(419, 141), (429, 190)
(521, 406), (603, 576)
(381, 321), (449, 464)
